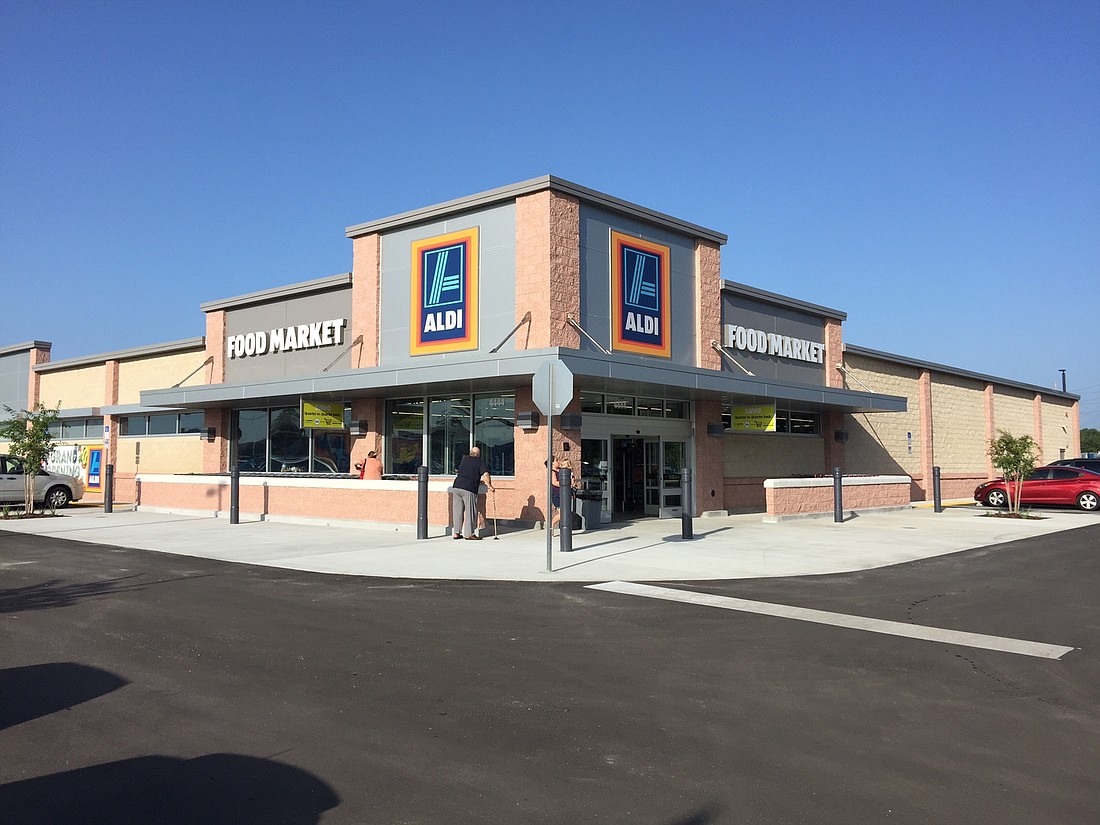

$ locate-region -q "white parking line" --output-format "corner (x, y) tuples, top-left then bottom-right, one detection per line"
(586, 581), (1076, 660)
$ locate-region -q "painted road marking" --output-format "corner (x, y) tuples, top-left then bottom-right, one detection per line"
(586, 581), (1075, 660)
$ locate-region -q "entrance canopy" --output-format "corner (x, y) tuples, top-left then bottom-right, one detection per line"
(140, 347), (906, 416)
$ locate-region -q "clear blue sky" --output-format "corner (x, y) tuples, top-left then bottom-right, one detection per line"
(2, 1), (1098, 428)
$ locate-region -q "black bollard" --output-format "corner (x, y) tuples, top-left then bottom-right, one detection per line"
(559, 467), (573, 552)
(417, 465), (429, 539)
(681, 467), (694, 540)
(833, 466), (844, 523)
(229, 464), (240, 524)
(104, 463), (114, 514)
(933, 465), (943, 513)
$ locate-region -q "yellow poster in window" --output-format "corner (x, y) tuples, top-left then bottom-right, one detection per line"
(301, 401), (344, 430)
(731, 405), (776, 432)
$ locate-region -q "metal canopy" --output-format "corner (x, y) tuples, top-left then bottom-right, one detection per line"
(140, 347), (906, 415)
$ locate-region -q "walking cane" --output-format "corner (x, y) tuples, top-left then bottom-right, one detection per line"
(492, 488), (500, 540)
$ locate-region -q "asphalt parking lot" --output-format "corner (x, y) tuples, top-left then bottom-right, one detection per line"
(1, 523), (1098, 824)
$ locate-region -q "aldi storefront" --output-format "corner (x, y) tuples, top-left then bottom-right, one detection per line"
(2, 176), (1079, 527)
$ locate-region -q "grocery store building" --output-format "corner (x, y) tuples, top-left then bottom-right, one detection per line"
(0, 177), (1081, 526)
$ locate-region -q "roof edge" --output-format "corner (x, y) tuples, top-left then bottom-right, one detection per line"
(844, 343), (1080, 401)
(345, 175), (728, 244)
(201, 273), (352, 313)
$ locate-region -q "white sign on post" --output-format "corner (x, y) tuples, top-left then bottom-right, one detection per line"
(532, 359), (573, 416)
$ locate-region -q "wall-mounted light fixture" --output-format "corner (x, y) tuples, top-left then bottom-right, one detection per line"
(516, 411), (539, 431)
(349, 420), (369, 436)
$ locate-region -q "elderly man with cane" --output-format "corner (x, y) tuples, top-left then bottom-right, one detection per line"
(452, 446), (494, 540)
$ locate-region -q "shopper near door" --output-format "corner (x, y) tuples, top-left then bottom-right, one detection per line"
(452, 446), (493, 540)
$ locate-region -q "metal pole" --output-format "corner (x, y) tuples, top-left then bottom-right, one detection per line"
(545, 366), (554, 573)
(104, 464), (114, 514)
(833, 466), (843, 523)
(416, 465), (429, 539)
(681, 467), (693, 540)
(933, 465), (943, 513)
(229, 464), (240, 524)
(560, 467), (573, 553)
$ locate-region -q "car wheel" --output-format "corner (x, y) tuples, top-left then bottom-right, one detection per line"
(1077, 491), (1100, 512)
(984, 489), (1008, 508)
(44, 486), (72, 509)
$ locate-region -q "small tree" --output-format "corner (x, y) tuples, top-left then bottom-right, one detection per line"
(1, 404), (60, 513)
(1081, 428), (1100, 455)
(988, 430), (1040, 515)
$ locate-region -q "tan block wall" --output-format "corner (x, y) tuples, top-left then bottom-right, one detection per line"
(991, 386), (1034, 440)
(38, 365), (108, 408)
(724, 434), (824, 480)
(1041, 396), (1077, 463)
(116, 436), (206, 476)
(928, 373), (988, 472)
(117, 351), (210, 403)
(840, 354), (921, 476)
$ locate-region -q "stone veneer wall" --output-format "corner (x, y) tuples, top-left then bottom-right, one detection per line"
(839, 353), (922, 477)
(991, 386), (1034, 441)
(1040, 396), (1077, 463)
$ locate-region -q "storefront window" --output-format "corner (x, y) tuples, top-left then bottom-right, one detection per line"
(236, 410), (268, 471)
(269, 407), (309, 472)
(148, 413), (177, 435)
(664, 400), (688, 419)
(474, 395), (515, 476)
(386, 394), (516, 477)
(636, 397), (664, 418)
(579, 393), (604, 413)
(179, 411), (204, 434)
(428, 398), (471, 475)
(311, 430), (350, 474)
(606, 394), (634, 415)
(388, 399), (425, 475)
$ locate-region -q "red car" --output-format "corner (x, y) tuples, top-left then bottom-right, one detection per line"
(975, 466), (1100, 512)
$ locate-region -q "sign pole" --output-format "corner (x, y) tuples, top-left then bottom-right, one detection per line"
(545, 362), (554, 573)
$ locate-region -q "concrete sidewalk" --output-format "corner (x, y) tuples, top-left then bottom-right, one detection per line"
(2, 502), (1095, 582)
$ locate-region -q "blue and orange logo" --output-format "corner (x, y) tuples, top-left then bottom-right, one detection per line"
(410, 228), (479, 355)
(610, 231), (671, 357)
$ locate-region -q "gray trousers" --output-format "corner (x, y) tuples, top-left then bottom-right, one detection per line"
(451, 488), (479, 536)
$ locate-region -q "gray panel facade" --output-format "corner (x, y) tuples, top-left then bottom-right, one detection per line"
(378, 202), (517, 371)
(578, 204), (698, 368)
(721, 292), (827, 385)
(222, 286), (353, 384)
(0, 349), (31, 413)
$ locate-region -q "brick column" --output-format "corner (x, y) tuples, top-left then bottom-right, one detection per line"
(515, 190), (580, 349)
(104, 360), (120, 471)
(27, 344), (51, 408)
(918, 369), (934, 500)
(1070, 402), (1081, 457)
(350, 397), (384, 470)
(695, 240), (722, 370)
(203, 311), (228, 473)
(824, 319), (843, 388)
(351, 233), (380, 367)
(984, 383), (995, 478)
(693, 398), (725, 514)
(1032, 393), (1044, 463)
(823, 411), (846, 473)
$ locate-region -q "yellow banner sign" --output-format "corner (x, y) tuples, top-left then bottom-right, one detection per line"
(731, 405), (776, 432)
(301, 400), (344, 430)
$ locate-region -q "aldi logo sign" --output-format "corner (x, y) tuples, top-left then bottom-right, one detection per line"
(411, 228), (479, 355)
(610, 231), (671, 357)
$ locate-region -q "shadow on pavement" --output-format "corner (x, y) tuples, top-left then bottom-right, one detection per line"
(0, 663), (129, 730)
(0, 753), (340, 825)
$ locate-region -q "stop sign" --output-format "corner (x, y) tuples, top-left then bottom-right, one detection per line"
(531, 359), (573, 416)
